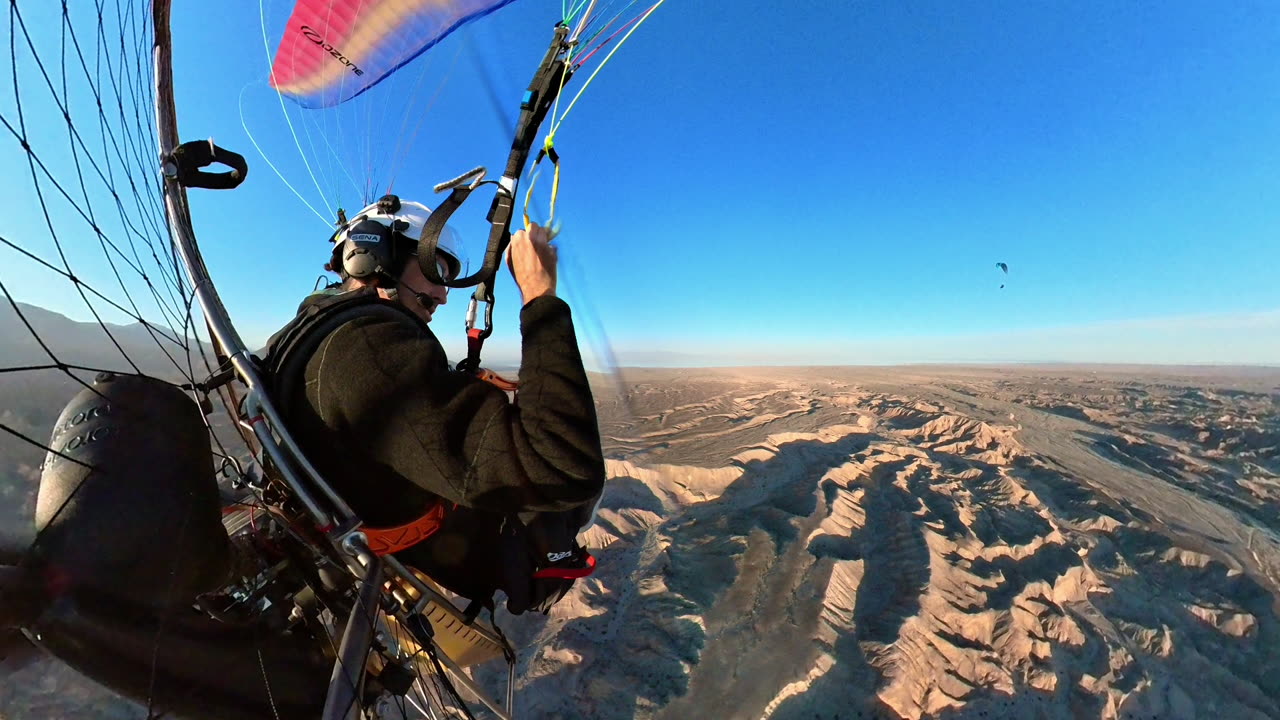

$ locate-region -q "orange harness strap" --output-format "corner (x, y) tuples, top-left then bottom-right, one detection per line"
(364, 368), (514, 557)
(363, 501), (449, 556)
(475, 367), (518, 392)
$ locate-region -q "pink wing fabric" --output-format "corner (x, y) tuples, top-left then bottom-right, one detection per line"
(270, 0), (519, 108)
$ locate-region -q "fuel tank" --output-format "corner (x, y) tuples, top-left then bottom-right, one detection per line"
(35, 372), (231, 607)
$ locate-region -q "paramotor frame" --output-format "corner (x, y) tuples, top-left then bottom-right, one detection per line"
(153, 1), (534, 717)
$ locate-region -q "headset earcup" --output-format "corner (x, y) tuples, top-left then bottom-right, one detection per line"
(338, 219), (396, 279)
(343, 242), (380, 278)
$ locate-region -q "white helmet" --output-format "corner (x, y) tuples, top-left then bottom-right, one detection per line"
(331, 195), (464, 281)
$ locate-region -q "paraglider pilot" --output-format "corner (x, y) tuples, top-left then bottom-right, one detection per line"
(262, 195), (605, 615)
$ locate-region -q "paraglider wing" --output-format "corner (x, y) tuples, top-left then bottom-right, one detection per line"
(270, 0), (521, 108)
(996, 262), (1008, 274)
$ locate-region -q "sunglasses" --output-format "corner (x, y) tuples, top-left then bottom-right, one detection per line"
(434, 257), (454, 285)
(409, 251), (456, 285)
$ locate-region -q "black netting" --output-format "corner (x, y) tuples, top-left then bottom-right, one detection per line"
(0, 0), (246, 559)
(0, 2), (259, 716)
(0, 3), (540, 717)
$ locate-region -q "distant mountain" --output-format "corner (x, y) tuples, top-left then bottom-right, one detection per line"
(0, 301), (211, 376)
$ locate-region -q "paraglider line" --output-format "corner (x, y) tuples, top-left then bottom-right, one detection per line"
(566, 0), (599, 42)
(238, 83), (331, 227)
(387, 38), (467, 192)
(549, 0), (665, 137)
(257, 0), (331, 218)
(292, 88), (341, 210)
(575, 6), (646, 67)
(381, 27), (443, 193)
(570, 0), (636, 56)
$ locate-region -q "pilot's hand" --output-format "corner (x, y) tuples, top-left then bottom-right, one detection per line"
(507, 223), (557, 304)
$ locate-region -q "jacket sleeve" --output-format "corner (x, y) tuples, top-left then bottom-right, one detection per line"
(305, 295), (606, 514)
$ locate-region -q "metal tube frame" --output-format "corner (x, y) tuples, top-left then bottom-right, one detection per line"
(150, 1), (518, 717)
(323, 548), (383, 720)
(430, 642), (512, 720)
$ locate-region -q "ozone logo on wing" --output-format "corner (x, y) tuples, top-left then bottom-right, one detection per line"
(299, 25), (365, 77)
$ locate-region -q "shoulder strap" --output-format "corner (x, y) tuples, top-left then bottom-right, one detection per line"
(260, 290), (453, 552)
(261, 289), (425, 407)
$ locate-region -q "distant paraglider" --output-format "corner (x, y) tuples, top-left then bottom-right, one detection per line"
(996, 261), (1008, 289)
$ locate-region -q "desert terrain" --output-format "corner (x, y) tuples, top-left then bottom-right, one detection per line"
(485, 365), (1280, 720)
(3, 365), (1279, 719)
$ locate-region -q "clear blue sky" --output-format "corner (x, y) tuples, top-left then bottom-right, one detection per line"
(1, 1), (1277, 366)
